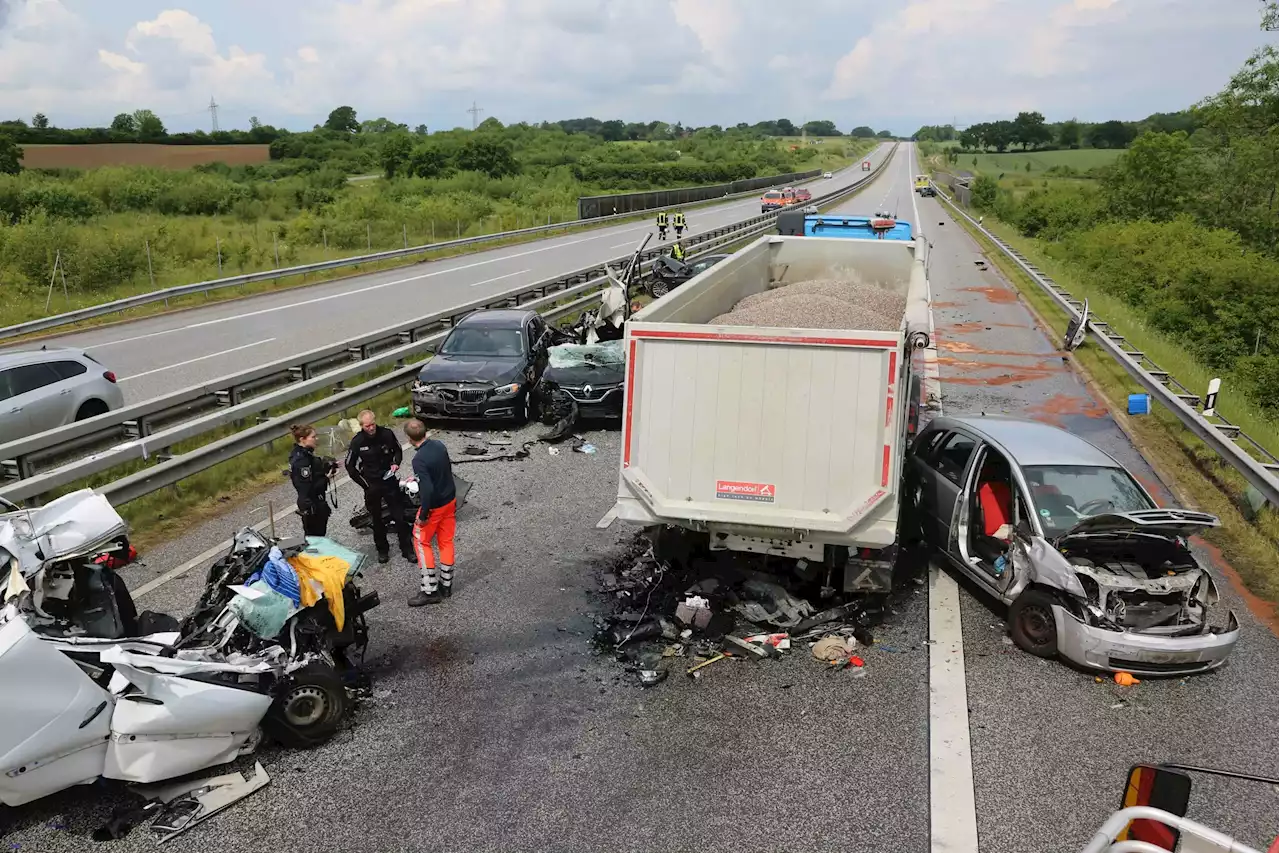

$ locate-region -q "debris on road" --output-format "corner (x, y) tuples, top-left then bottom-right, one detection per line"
(593, 530), (894, 687)
(1114, 671), (1141, 687)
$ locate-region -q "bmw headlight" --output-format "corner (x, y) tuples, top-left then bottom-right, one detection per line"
(490, 383), (521, 399)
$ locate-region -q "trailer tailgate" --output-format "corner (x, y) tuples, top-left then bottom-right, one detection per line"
(619, 321), (904, 535)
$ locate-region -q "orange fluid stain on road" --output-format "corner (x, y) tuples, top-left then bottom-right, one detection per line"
(1194, 537), (1278, 636)
(930, 301), (961, 308)
(935, 356), (1066, 386)
(961, 285), (1019, 304)
(942, 339), (1060, 358)
(944, 321), (1026, 334)
(1023, 393), (1109, 426)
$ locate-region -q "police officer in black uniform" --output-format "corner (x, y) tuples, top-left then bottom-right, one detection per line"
(289, 423), (336, 537)
(344, 409), (413, 564)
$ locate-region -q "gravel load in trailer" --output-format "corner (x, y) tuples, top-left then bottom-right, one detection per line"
(613, 215), (931, 595)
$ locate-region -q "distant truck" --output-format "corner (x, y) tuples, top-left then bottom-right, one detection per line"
(861, 160), (871, 171)
(613, 213), (931, 594)
(915, 174), (935, 196)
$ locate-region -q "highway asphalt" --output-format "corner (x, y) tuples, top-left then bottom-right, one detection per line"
(7, 144), (892, 405)
(2, 145), (1273, 852)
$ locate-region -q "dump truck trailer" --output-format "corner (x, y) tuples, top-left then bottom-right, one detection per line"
(613, 213), (931, 593)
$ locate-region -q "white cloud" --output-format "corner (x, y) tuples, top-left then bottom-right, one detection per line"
(0, 0), (1270, 132)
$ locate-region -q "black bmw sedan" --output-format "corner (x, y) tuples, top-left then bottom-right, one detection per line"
(411, 309), (551, 422)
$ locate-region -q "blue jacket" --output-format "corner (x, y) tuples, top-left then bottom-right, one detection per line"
(411, 438), (456, 518)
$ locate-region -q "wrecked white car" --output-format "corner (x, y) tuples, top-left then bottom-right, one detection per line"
(0, 489), (379, 809)
(907, 416), (1239, 675)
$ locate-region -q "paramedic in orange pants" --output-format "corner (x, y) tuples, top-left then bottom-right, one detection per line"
(404, 419), (457, 607)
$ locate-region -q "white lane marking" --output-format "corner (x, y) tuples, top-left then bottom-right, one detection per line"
(118, 338), (275, 382)
(610, 241), (639, 249)
(468, 269), (529, 288)
(908, 143), (923, 238)
(929, 566), (979, 853)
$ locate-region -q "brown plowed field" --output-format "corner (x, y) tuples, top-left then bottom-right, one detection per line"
(19, 144), (270, 170)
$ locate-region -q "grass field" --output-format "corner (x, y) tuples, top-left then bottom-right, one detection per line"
(18, 143), (272, 170)
(951, 148), (1124, 176)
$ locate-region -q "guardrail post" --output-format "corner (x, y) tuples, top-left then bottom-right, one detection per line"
(366, 224), (371, 251)
(273, 233), (280, 268)
(403, 224), (408, 249)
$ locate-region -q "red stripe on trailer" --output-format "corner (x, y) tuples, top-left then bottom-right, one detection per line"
(622, 339), (638, 468)
(631, 328), (897, 349)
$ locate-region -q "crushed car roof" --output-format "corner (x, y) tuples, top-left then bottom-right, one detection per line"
(931, 415), (1120, 469)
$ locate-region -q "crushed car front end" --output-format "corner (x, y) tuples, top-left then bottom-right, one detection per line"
(535, 341), (626, 421)
(411, 380), (528, 420)
(1020, 510), (1241, 675)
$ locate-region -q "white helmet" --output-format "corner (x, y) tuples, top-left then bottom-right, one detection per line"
(403, 479), (419, 496)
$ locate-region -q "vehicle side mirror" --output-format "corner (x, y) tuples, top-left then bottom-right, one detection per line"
(1014, 519), (1032, 539)
(1117, 765), (1192, 851)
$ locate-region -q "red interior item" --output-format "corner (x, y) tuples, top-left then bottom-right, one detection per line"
(978, 480), (1012, 538)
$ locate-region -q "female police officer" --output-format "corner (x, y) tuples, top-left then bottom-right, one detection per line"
(289, 423), (336, 537)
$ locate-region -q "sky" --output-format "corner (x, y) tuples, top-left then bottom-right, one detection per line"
(0, 0), (1272, 135)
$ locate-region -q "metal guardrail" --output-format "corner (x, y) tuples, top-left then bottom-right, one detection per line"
(577, 169), (823, 219)
(0, 165), (866, 342)
(933, 186), (1279, 505)
(0, 146), (897, 505)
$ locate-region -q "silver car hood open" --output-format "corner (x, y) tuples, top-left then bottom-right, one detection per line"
(0, 489), (127, 578)
(1057, 509), (1220, 542)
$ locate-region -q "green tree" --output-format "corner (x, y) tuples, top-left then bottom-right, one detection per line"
(132, 109), (166, 140)
(876, 129), (894, 138)
(381, 131), (414, 178)
(600, 120), (626, 141)
(1012, 111), (1050, 149)
(0, 134), (22, 174)
(325, 106), (360, 133)
(970, 174), (1000, 208)
(31, 113), (49, 130)
(1263, 0), (1277, 29)
(1086, 120), (1136, 148)
(1106, 129), (1232, 244)
(456, 137), (518, 178)
(1057, 119), (1081, 148)
(110, 113), (136, 134)
(850, 125), (875, 138)
(802, 120), (841, 136)
(414, 124), (429, 135)
(408, 143), (451, 178)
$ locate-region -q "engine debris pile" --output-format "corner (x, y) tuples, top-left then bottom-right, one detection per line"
(593, 530), (887, 687)
(709, 278), (908, 331)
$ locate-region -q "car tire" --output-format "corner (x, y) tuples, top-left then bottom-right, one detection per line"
(1008, 588), (1060, 659)
(649, 279), (670, 298)
(75, 399), (109, 421)
(262, 661), (348, 748)
(520, 392), (537, 424)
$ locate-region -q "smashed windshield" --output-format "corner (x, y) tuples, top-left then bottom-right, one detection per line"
(548, 341), (625, 369)
(1022, 465), (1155, 538)
(439, 327), (524, 357)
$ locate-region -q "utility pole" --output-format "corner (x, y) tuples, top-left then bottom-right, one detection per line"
(208, 96), (220, 132)
(467, 100), (483, 130)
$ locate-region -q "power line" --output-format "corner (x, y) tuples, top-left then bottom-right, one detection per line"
(208, 96), (220, 133)
(467, 100), (483, 130)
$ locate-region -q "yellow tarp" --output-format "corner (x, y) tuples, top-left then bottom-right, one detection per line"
(288, 553), (349, 631)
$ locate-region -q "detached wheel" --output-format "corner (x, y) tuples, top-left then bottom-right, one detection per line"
(1008, 588), (1060, 658)
(263, 662), (348, 748)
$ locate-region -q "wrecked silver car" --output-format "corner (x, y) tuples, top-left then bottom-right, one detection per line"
(1, 489), (379, 809)
(907, 416), (1239, 675)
